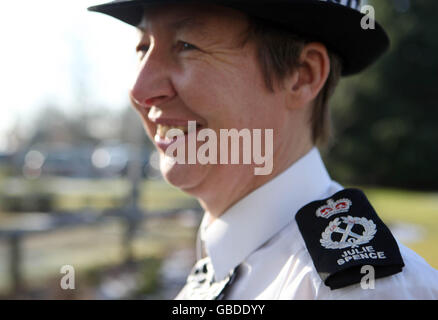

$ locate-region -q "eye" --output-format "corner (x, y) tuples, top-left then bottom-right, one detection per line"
(177, 41), (198, 52)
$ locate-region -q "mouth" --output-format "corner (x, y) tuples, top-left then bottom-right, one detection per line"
(156, 124), (189, 139)
(153, 121), (204, 152)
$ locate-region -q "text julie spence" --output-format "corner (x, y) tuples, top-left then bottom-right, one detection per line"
(172, 304), (266, 317)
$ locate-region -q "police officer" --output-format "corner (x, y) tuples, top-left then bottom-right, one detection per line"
(88, 0), (438, 299)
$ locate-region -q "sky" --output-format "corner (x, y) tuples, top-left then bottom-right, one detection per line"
(0, 0), (140, 151)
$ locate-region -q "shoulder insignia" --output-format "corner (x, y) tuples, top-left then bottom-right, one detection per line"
(295, 188), (405, 290)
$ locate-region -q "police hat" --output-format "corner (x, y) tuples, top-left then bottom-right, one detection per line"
(88, 0), (390, 76)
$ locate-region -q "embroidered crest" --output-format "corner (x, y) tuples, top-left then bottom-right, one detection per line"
(295, 188), (405, 290)
(320, 216), (377, 249)
(316, 198), (352, 219)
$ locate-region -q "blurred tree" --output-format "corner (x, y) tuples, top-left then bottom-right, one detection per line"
(325, 0), (438, 189)
(26, 105), (99, 148)
(23, 104), (153, 157)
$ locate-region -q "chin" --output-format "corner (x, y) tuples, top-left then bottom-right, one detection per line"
(159, 155), (207, 193)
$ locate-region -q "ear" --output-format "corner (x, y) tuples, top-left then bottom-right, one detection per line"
(285, 43), (330, 110)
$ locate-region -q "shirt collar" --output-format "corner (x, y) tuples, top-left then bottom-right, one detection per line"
(200, 147), (333, 281)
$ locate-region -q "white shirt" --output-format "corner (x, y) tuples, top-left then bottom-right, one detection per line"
(178, 147), (438, 299)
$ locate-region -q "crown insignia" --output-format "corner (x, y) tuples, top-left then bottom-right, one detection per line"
(316, 198), (352, 219)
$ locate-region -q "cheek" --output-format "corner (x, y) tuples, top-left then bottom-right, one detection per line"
(173, 61), (269, 129)
(173, 66), (236, 122)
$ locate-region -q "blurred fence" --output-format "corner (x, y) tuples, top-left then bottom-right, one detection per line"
(0, 143), (201, 299)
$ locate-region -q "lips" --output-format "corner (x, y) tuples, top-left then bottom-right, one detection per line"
(157, 124), (188, 139)
(151, 119), (204, 152)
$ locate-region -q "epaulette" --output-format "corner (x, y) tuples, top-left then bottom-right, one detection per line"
(295, 188), (405, 290)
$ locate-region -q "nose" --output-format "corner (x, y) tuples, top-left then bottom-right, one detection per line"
(130, 44), (176, 109)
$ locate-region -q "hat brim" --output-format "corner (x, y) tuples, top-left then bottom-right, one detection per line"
(88, 0), (390, 76)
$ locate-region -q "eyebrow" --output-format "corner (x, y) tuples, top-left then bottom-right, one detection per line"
(170, 17), (206, 32)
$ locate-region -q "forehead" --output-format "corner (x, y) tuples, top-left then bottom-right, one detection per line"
(137, 3), (248, 35)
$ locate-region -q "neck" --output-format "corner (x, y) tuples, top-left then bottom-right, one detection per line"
(200, 137), (314, 226)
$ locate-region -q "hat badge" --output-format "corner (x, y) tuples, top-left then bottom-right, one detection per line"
(319, 0), (362, 11)
(316, 198), (352, 219)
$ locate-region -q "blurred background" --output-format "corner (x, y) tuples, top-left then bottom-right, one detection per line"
(0, 0), (436, 299)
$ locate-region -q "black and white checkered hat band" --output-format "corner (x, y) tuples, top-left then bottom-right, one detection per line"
(319, 0), (362, 11)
